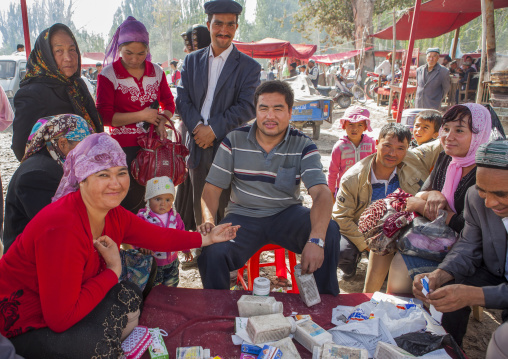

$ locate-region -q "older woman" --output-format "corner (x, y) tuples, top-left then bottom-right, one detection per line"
(3, 114), (93, 254)
(386, 104), (493, 293)
(0, 133), (238, 358)
(96, 16), (174, 213)
(11, 24), (102, 162)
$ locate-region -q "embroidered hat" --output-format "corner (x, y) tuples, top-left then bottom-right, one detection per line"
(204, 0), (243, 14)
(144, 176), (176, 201)
(338, 106), (372, 131)
(426, 47), (440, 55)
(476, 140), (508, 169)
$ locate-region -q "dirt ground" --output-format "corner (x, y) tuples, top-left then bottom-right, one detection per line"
(0, 100), (499, 358)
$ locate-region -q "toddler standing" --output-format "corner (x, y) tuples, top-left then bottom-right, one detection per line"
(328, 106), (376, 197)
(137, 176), (192, 287)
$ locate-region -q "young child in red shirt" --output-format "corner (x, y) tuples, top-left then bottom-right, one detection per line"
(328, 106), (376, 197)
(137, 176), (192, 287)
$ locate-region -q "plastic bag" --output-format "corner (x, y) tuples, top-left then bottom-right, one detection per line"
(398, 210), (458, 262)
(394, 332), (466, 359)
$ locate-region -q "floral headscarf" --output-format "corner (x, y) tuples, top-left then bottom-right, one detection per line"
(21, 23), (102, 133)
(22, 114), (93, 166)
(52, 133), (127, 202)
(440, 103), (492, 212)
(104, 16), (151, 66)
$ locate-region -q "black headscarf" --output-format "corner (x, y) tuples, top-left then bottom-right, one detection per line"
(21, 23), (103, 133)
(181, 25), (211, 53)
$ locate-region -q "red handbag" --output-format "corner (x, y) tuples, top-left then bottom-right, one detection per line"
(131, 119), (189, 187)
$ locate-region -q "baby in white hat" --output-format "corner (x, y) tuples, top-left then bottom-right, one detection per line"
(137, 176), (192, 287)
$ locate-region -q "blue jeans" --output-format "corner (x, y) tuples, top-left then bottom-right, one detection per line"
(198, 204), (340, 295)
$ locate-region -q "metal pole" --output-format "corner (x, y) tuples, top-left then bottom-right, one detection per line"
(486, 0), (496, 74)
(388, 8), (397, 117)
(451, 28), (460, 59)
(396, 0), (422, 123)
(476, 0), (488, 104)
(20, 0), (31, 60)
(168, 10), (173, 66)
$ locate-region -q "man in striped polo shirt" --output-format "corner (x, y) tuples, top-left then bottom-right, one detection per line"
(197, 80), (340, 295)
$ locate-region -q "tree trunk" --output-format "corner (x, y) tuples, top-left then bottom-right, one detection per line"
(352, 0), (375, 84)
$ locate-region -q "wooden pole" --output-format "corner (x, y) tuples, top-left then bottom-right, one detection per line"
(451, 28), (460, 59)
(20, 0), (31, 60)
(486, 0), (496, 74)
(388, 8), (397, 117)
(476, 0), (488, 104)
(396, 0), (422, 123)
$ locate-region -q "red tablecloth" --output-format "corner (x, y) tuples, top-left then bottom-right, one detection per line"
(139, 286), (372, 359)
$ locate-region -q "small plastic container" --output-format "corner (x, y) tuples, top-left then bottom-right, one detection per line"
(246, 313), (296, 344)
(293, 319), (333, 352)
(294, 264), (321, 307)
(253, 277), (270, 296)
(237, 295), (283, 317)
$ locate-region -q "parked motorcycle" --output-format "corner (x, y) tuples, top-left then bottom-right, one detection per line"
(315, 73), (366, 109)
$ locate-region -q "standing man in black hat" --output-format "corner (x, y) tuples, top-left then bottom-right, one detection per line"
(176, 0), (261, 227)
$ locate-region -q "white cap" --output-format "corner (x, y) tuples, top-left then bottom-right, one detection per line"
(144, 176), (176, 201)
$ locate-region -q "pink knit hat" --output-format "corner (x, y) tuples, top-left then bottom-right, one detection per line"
(338, 106), (372, 131)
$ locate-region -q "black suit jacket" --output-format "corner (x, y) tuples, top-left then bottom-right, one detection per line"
(176, 45), (260, 169)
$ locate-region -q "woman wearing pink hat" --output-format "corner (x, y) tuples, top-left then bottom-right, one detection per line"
(327, 106), (376, 198)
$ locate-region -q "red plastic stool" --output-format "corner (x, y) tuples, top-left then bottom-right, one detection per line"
(237, 244), (299, 293)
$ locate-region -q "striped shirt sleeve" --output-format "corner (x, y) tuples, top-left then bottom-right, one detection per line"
(300, 139), (327, 190)
(205, 135), (234, 189)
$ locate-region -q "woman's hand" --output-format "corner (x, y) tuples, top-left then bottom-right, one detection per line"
(139, 108), (160, 126)
(155, 114), (168, 139)
(183, 252), (194, 262)
(94, 235), (122, 279)
(424, 191), (449, 220)
(406, 197), (426, 214)
(200, 223), (240, 247)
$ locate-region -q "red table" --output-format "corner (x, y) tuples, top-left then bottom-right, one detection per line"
(139, 286), (372, 359)
(139, 286), (464, 359)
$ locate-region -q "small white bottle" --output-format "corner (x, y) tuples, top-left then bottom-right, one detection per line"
(294, 264), (321, 307)
(237, 295), (283, 317)
(246, 313), (296, 344)
(253, 277), (270, 296)
(293, 318), (333, 353)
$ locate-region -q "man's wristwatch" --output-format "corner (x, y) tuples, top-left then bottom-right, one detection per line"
(307, 238), (325, 248)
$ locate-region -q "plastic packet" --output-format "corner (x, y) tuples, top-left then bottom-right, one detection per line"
(398, 210), (458, 261)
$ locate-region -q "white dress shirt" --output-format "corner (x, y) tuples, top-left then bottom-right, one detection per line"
(200, 44), (234, 125)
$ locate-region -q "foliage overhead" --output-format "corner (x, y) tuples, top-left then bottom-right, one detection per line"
(0, 0), (105, 55)
(293, 0), (415, 46)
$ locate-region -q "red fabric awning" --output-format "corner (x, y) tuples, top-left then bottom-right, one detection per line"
(310, 47), (373, 64)
(233, 38), (317, 59)
(372, 0), (508, 40)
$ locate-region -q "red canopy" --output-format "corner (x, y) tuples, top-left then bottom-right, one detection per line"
(233, 38), (317, 59)
(372, 0), (508, 40)
(310, 47), (373, 64)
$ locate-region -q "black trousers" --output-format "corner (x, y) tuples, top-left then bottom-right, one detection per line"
(122, 146), (146, 214)
(442, 266), (508, 347)
(198, 204), (341, 296)
(188, 147), (230, 226)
